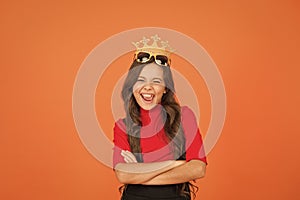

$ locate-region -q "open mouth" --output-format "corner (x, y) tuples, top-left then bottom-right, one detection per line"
(140, 93), (154, 103)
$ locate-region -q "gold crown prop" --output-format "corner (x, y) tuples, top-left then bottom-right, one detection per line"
(132, 34), (175, 57)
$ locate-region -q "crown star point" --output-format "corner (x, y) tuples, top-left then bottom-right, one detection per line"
(141, 37), (150, 45)
(132, 41), (140, 48)
(132, 34), (174, 56)
(151, 34), (160, 42)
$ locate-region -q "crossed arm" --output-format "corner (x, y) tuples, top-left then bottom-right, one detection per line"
(114, 150), (206, 185)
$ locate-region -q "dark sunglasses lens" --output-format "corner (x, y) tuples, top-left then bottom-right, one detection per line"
(137, 52), (151, 62)
(156, 55), (169, 66)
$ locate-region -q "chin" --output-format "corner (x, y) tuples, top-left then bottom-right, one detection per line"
(139, 104), (157, 110)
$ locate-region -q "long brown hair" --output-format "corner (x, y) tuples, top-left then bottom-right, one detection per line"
(120, 57), (197, 198)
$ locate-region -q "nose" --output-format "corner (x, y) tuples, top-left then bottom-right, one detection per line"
(142, 83), (153, 91)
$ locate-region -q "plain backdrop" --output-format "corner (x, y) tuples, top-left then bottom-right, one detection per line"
(1, 0), (299, 199)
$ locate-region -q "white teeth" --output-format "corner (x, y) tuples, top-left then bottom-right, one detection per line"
(141, 93), (154, 101)
(142, 94), (152, 98)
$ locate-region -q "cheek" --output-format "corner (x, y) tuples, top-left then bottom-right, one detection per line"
(154, 86), (165, 97)
(132, 82), (142, 93)
(132, 88), (139, 98)
(133, 92), (139, 101)
(132, 84), (142, 100)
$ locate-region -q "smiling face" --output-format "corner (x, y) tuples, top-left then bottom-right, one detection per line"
(133, 63), (166, 110)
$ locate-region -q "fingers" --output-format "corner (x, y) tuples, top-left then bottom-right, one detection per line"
(121, 151), (134, 163)
(121, 150), (138, 163)
(121, 150), (137, 163)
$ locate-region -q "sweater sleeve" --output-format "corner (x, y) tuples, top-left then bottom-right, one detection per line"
(112, 119), (130, 168)
(181, 106), (207, 164)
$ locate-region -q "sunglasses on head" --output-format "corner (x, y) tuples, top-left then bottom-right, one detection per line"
(134, 51), (171, 67)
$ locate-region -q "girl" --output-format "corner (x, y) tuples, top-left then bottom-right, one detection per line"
(113, 38), (207, 200)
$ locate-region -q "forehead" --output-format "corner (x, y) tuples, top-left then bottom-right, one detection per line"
(139, 63), (164, 78)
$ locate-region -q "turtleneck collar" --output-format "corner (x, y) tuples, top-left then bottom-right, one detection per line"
(140, 104), (163, 126)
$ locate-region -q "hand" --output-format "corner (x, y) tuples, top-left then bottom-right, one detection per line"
(121, 150), (138, 163)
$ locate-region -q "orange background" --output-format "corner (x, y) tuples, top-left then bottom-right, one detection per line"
(1, 0), (299, 199)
